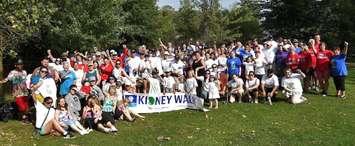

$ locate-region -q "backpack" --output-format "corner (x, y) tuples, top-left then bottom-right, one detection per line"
(0, 103), (16, 122)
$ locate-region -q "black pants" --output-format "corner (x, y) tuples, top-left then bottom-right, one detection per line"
(333, 76), (346, 91)
(84, 118), (96, 129)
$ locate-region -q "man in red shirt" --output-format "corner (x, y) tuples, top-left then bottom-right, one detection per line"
(315, 42), (334, 96)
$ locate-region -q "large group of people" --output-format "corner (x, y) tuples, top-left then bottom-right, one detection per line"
(0, 34), (350, 138)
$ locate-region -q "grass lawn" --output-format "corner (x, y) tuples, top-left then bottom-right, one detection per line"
(1, 70), (355, 146)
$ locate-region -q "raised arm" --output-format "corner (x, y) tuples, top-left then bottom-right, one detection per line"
(344, 42), (349, 55)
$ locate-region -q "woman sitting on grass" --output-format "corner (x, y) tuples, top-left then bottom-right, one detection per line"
(55, 98), (90, 135)
(115, 99), (145, 121)
(82, 96), (100, 132)
(100, 85), (119, 133)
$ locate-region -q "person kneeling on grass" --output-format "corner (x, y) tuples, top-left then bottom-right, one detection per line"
(245, 71), (260, 103)
(261, 69), (279, 105)
(227, 75), (244, 103)
(281, 69), (307, 104)
(115, 99), (145, 121)
(55, 98), (90, 135)
(34, 96), (73, 139)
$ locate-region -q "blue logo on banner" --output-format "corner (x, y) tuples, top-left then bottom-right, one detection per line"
(125, 95), (137, 107)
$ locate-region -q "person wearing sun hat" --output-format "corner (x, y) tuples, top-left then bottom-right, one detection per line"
(0, 59), (30, 123)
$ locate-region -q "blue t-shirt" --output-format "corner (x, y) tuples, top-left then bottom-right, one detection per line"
(295, 47), (302, 54)
(227, 57), (242, 76)
(59, 71), (77, 96)
(237, 48), (253, 61)
(331, 54), (348, 76)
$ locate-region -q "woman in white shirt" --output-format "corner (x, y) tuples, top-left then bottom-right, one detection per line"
(282, 69), (307, 104)
(261, 69), (279, 105)
(245, 71), (260, 103)
(254, 51), (267, 80)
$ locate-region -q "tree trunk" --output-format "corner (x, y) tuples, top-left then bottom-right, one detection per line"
(0, 49), (4, 98)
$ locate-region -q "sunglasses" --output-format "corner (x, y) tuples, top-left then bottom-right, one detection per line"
(45, 101), (53, 105)
(40, 70), (48, 73)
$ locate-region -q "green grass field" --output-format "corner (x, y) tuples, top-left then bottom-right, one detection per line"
(1, 70), (355, 146)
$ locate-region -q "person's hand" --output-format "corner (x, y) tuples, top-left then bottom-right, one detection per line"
(47, 49), (51, 54)
(122, 44), (127, 48)
(345, 41), (349, 47)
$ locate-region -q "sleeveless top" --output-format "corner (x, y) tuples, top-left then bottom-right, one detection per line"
(85, 70), (98, 81)
(192, 59), (205, 76)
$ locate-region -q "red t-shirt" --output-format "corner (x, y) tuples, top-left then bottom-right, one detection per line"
(307, 49), (317, 69)
(287, 53), (299, 71)
(100, 63), (114, 81)
(80, 85), (91, 95)
(298, 51), (308, 72)
(316, 50), (334, 71)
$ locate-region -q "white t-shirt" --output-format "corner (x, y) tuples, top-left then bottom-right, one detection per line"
(243, 62), (255, 75)
(282, 74), (303, 92)
(261, 74), (279, 88)
(148, 77), (161, 95)
(74, 69), (84, 89)
(217, 56), (227, 67)
(205, 59), (215, 69)
(127, 56), (141, 76)
(246, 78), (260, 89)
(162, 59), (172, 72)
(149, 57), (163, 74)
(48, 63), (64, 72)
(262, 47), (278, 64)
(254, 57), (266, 75)
(164, 76), (176, 89)
(185, 78), (198, 95)
(35, 101), (55, 129)
(172, 60), (185, 75)
(228, 78), (244, 89)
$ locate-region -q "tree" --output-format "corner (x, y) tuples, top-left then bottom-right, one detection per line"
(45, 0), (126, 51)
(226, 3), (262, 42)
(157, 5), (178, 42)
(0, 0), (56, 95)
(175, 0), (201, 42)
(121, 0), (160, 47)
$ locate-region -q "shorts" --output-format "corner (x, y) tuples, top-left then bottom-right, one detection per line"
(201, 90), (209, 99)
(100, 112), (115, 125)
(15, 96), (29, 112)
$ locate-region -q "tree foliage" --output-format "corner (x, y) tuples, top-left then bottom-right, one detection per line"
(263, 0), (355, 50)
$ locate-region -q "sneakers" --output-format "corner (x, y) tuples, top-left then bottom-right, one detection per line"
(63, 133), (75, 139)
(267, 97), (272, 105)
(110, 127), (118, 133)
(103, 127), (111, 133)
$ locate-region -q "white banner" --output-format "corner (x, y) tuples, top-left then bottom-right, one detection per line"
(123, 92), (204, 113)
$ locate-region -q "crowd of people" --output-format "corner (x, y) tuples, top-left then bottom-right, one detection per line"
(0, 34), (350, 138)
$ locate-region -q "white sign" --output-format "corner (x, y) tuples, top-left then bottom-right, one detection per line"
(123, 92), (204, 113)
